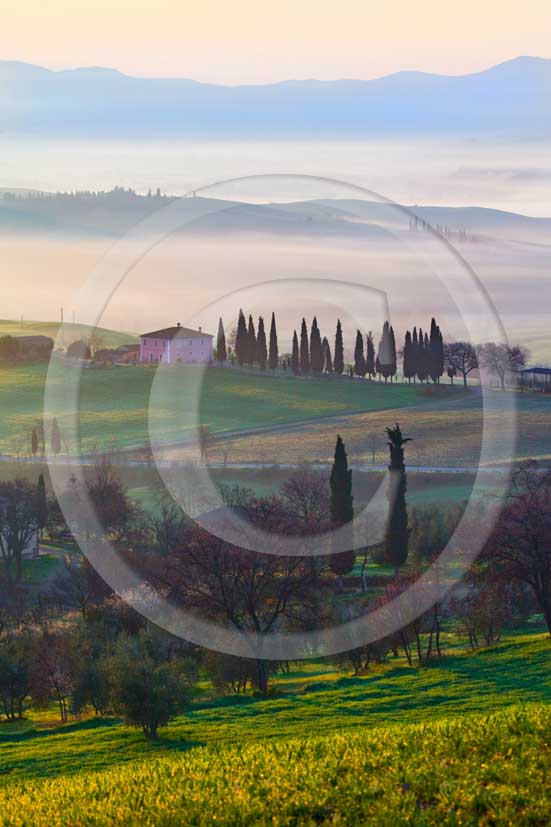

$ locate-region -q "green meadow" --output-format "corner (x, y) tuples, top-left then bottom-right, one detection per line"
(0, 362), (427, 454)
(1, 631), (551, 825)
(1, 630), (550, 782)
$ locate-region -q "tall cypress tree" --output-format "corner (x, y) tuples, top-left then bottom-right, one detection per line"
(365, 332), (375, 379)
(417, 327), (428, 382)
(31, 428), (39, 456)
(329, 435), (355, 577)
(235, 309), (248, 365)
(256, 316), (267, 369)
(403, 330), (415, 382)
(291, 330), (300, 375)
(35, 472), (48, 541)
(268, 312), (279, 370)
(411, 327), (419, 382)
(247, 315), (256, 365)
(323, 336), (333, 373)
(310, 317), (324, 373)
(389, 325), (397, 382)
(429, 318), (444, 383)
(334, 319), (344, 375)
(216, 317), (227, 362)
(378, 322), (393, 382)
(300, 318), (310, 373)
(354, 330), (367, 377)
(384, 423), (412, 570)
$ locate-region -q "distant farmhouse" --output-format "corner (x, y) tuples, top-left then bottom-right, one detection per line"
(139, 323), (213, 365)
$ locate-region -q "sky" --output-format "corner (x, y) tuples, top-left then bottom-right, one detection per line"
(3, 0), (550, 84)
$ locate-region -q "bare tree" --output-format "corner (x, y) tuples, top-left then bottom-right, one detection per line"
(483, 463), (551, 636)
(280, 468), (330, 532)
(478, 342), (527, 390)
(149, 510), (321, 694)
(0, 480), (38, 584)
(29, 629), (77, 722)
(444, 342), (479, 388)
(49, 556), (111, 617)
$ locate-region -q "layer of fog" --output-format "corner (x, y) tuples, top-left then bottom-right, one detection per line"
(3, 229), (550, 362)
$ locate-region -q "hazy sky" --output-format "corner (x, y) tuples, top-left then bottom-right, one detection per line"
(4, 0), (550, 83)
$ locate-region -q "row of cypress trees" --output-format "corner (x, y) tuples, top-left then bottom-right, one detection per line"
(219, 310), (280, 369)
(291, 317), (344, 376)
(216, 311), (444, 383)
(403, 318), (444, 383)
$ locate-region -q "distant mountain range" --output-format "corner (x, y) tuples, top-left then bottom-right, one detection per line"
(1, 190), (550, 244)
(0, 56), (550, 138)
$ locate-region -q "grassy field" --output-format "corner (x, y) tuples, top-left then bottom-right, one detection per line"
(1, 705), (551, 826)
(0, 362), (431, 455)
(1, 630), (550, 783)
(1, 631), (551, 825)
(0, 360), (550, 467)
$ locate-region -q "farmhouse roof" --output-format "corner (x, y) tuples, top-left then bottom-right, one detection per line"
(140, 323), (213, 340)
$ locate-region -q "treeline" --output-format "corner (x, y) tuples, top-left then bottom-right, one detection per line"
(2, 413), (548, 737)
(2, 187), (171, 203)
(216, 311), (529, 390)
(218, 311), (447, 383)
(1, 455), (543, 735)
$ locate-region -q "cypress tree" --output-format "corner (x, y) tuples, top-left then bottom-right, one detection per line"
(51, 418), (62, 455)
(365, 332), (375, 379)
(389, 325), (397, 382)
(378, 322), (393, 382)
(235, 309), (248, 365)
(216, 317), (227, 362)
(403, 331), (415, 382)
(429, 318), (444, 383)
(291, 331), (300, 375)
(323, 337), (333, 373)
(353, 330), (367, 377)
(35, 473), (48, 540)
(334, 319), (344, 375)
(384, 423), (412, 570)
(411, 327), (419, 382)
(247, 315), (256, 365)
(268, 312), (279, 370)
(31, 428), (38, 456)
(329, 435), (355, 577)
(256, 317), (267, 369)
(300, 318), (310, 373)
(310, 317), (324, 373)
(417, 328), (428, 382)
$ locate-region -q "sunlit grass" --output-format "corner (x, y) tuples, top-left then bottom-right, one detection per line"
(2, 703), (551, 825)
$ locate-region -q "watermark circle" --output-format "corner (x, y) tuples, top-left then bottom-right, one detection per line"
(44, 174), (517, 660)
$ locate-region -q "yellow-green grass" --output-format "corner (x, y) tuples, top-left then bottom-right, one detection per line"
(1, 630), (550, 787)
(1, 704), (551, 826)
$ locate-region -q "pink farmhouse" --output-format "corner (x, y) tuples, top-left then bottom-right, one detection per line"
(139, 323), (214, 364)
